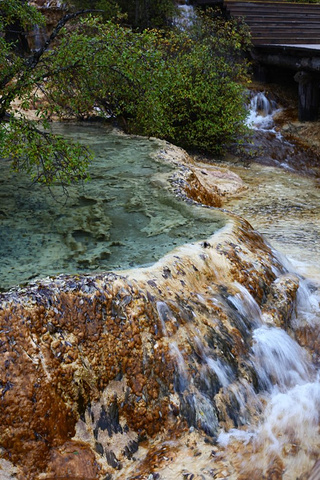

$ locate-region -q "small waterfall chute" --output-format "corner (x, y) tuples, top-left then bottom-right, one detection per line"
(206, 357), (233, 388)
(30, 24), (47, 51)
(246, 91), (280, 131)
(251, 325), (312, 391)
(227, 281), (263, 327)
(173, 1), (196, 29)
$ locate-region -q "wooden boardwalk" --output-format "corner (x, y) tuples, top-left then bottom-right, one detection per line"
(223, 1), (320, 45)
(193, 0), (320, 120)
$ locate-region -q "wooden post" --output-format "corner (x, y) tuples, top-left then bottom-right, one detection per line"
(294, 71), (320, 122)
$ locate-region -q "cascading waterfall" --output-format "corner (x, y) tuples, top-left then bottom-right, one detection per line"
(215, 252), (320, 479)
(174, 0), (196, 29)
(1, 185), (320, 479)
(30, 24), (47, 51)
(2, 213), (311, 479)
(246, 91), (280, 131)
(1, 127), (320, 478)
(251, 326), (311, 390)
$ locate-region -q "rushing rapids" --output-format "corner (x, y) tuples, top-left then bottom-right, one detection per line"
(241, 91), (320, 177)
(246, 91), (279, 131)
(1, 104), (320, 478)
(1, 206), (319, 479)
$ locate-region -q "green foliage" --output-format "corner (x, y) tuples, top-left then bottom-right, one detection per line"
(0, 1), (92, 186)
(42, 12), (251, 154)
(0, 1), (42, 88)
(0, 117), (91, 185)
(65, 0), (121, 22)
(0, 0), (44, 30)
(0, 1), (251, 187)
(115, 0), (177, 29)
(66, 0), (177, 29)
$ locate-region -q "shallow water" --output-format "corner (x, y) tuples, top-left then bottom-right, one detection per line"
(1, 105), (320, 479)
(0, 123), (225, 291)
(223, 161), (320, 280)
(210, 97), (320, 480)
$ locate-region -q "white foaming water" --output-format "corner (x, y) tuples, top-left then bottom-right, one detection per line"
(206, 357), (233, 388)
(251, 326), (312, 390)
(246, 91), (280, 132)
(218, 322), (320, 477)
(228, 281), (263, 327)
(218, 427), (254, 447)
(261, 381), (320, 451)
(218, 381), (320, 448)
(174, 3), (196, 29)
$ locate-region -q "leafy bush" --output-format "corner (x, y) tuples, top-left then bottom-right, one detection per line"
(44, 12), (251, 154)
(66, 0), (177, 29)
(0, 3), (251, 185)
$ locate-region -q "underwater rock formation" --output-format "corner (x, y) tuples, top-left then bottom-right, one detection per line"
(0, 214), (302, 479)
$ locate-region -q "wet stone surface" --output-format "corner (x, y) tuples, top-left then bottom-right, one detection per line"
(0, 217), (297, 479)
(0, 124), (225, 292)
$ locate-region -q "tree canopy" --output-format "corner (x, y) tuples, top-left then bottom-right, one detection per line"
(67, 0), (177, 29)
(0, 1), (251, 186)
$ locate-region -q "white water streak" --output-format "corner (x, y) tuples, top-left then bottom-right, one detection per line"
(251, 326), (312, 390)
(206, 357), (233, 388)
(246, 91), (281, 133)
(228, 281), (263, 327)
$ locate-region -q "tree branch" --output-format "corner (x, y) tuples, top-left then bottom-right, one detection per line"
(26, 9), (102, 70)
(0, 8), (102, 119)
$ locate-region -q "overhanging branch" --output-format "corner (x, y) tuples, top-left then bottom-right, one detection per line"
(26, 9), (102, 70)
(0, 8), (102, 119)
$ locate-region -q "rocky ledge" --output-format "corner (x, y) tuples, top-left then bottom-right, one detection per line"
(0, 209), (304, 479)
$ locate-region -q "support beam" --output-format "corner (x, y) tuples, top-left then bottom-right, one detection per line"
(294, 71), (320, 122)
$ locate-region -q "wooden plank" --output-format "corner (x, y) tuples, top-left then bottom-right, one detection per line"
(224, 0), (320, 45)
(247, 19), (320, 23)
(253, 40), (320, 44)
(225, 7), (320, 15)
(225, 5), (320, 13)
(225, 1), (320, 7)
(227, 11), (320, 17)
(250, 27), (320, 31)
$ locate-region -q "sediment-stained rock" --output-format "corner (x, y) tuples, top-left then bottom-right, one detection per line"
(0, 214), (300, 479)
(156, 143), (247, 208)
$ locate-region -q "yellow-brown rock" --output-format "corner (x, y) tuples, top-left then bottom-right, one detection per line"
(0, 216), (300, 478)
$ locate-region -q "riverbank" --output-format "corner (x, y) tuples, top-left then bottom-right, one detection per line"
(195, 81), (320, 282)
(2, 91), (320, 480)
(249, 80), (320, 153)
(252, 81), (320, 172)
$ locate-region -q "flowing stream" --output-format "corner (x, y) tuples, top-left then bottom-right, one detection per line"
(212, 94), (320, 479)
(227, 92), (320, 281)
(1, 96), (320, 479)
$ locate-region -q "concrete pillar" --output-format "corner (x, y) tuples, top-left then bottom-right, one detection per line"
(294, 71), (320, 122)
